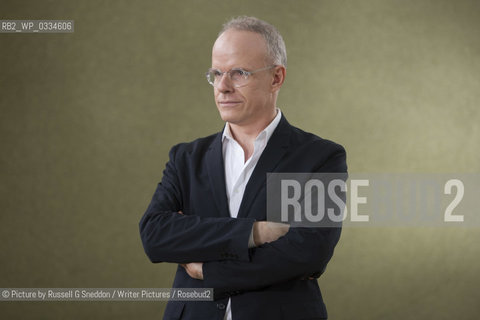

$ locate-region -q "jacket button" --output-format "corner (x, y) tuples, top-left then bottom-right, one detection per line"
(217, 303), (225, 310)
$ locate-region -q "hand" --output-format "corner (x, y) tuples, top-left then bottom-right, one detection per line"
(180, 262), (204, 280)
(253, 221), (290, 246)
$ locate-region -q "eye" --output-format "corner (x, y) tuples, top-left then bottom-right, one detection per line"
(230, 69), (248, 81)
(212, 70), (222, 78)
(236, 69), (247, 76)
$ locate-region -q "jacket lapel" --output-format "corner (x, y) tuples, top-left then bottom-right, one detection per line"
(205, 131), (231, 218)
(236, 116), (292, 219)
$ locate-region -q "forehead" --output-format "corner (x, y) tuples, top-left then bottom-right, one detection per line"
(212, 30), (268, 69)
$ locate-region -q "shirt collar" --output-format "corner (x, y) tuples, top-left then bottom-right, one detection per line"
(222, 108), (282, 143)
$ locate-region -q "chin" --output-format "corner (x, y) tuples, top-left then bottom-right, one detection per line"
(220, 115), (238, 124)
(218, 109), (239, 123)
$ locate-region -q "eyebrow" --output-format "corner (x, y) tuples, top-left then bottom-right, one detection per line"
(210, 66), (252, 71)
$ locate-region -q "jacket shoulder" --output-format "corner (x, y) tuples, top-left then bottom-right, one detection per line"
(169, 132), (220, 159)
(288, 124), (346, 153)
(283, 122), (347, 173)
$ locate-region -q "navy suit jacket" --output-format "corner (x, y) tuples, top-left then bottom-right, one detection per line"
(139, 115), (347, 320)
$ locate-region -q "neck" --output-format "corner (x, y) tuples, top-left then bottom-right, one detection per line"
(228, 109), (277, 161)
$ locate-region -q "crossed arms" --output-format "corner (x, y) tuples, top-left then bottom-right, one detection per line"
(139, 141), (346, 299)
(180, 220), (290, 280)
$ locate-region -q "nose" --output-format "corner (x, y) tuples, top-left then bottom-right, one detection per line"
(215, 72), (234, 93)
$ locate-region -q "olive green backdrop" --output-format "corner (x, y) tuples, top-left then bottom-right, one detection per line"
(1, 0), (479, 319)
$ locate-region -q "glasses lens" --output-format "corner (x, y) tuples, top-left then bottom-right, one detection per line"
(206, 69), (250, 87)
(230, 69), (248, 87)
(206, 70), (217, 86)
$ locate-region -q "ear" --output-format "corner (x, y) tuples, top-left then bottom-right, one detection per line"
(271, 65), (286, 92)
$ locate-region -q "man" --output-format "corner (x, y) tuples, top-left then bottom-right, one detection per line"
(140, 16), (347, 320)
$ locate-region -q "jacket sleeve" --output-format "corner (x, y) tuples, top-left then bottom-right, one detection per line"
(139, 144), (255, 264)
(203, 226), (341, 299)
(203, 145), (347, 299)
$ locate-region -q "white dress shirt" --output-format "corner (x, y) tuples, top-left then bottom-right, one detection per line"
(222, 109), (282, 320)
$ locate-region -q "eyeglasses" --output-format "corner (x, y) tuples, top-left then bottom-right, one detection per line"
(206, 65), (276, 88)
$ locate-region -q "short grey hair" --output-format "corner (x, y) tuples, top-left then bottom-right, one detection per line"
(219, 16), (287, 68)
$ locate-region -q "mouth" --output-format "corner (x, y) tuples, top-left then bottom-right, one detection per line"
(218, 100), (242, 107)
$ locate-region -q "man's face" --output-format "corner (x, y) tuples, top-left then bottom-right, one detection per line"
(211, 30), (279, 129)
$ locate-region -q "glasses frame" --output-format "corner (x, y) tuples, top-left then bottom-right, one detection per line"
(206, 65), (276, 88)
